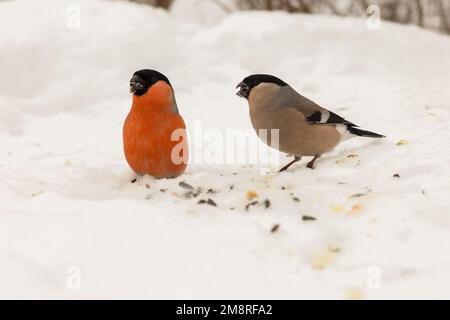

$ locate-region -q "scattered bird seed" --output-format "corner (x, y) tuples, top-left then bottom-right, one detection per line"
(350, 193), (366, 198)
(302, 215), (317, 221)
(264, 199), (271, 209)
(245, 201), (258, 211)
(207, 188), (217, 194)
(393, 174), (400, 178)
(197, 198), (217, 207)
(229, 185), (234, 190)
(160, 189), (167, 193)
(145, 184), (150, 189)
(184, 187), (202, 199)
(292, 197), (300, 202)
(131, 178), (137, 183)
(328, 244), (341, 253)
(179, 181), (194, 190)
(270, 224), (280, 233)
(247, 190), (258, 200)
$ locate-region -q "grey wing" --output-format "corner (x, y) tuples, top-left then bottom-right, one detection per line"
(275, 86), (358, 127)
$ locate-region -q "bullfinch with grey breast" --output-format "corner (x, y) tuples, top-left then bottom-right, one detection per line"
(236, 74), (385, 171)
(123, 69), (188, 179)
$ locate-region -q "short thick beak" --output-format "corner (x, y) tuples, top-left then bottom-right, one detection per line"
(236, 82), (249, 98)
(129, 75), (145, 94)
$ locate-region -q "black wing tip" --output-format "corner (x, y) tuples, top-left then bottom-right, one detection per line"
(347, 126), (385, 138)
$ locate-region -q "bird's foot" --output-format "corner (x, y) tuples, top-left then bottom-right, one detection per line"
(279, 156), (301, 172)
(306, 155), (320, 170)
(131, 174), (143, 183)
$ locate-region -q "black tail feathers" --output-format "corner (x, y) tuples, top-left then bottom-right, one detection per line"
(347, 126), (385, 138)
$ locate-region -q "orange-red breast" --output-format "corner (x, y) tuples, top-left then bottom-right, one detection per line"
(123, 69), (188, 179)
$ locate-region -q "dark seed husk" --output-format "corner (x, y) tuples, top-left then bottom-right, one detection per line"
(245, 201), (258, 211)
(270, 224), (280, 233)
(179, 181), (194, 190)
(198, 198), (217, 207)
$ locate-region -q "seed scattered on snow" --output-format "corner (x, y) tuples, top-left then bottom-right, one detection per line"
(197, 198), (217, 207)
(393, 173), (400, 178)
(347, 154), (359, 158)
(312, 252), (334, 269)
(344, 288), (364, 300)
(397, 139), (408, 146)
(349, 193), (367, 198)
(31, 191), (44, 197)
(63, 159), (73, 167)
(292, 196), (300, 202)
(207, 188), (217, 194)
(347, 203), (364, 216)
(302, 215), (316, 221)
(184, 188), (202, 199)
(270, 224), (280, 233)
(145, 184), (150, 189)
(245, 201), (258, 211)
(246, 190), (258, 201)
(331, 205), (344, 213)
(328, 244), (341, 253)
(264, 199), (271, 209)
(178, 181), (194, 190)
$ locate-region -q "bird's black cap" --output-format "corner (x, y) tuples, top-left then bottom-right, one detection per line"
(236, 74), (288, 98)
(130, 69), (171, 96)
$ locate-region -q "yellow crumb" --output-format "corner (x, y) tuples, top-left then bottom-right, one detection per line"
(344, 288), (364, 300)
(63, 159), (73, 167)
(328, 244), (341, 253)
(347, 203), (364, 216)
(312, 252), (334, 269)
(246, 190), (258, 201)
(330, 205), (344, 213)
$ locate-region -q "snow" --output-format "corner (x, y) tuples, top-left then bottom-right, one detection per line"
(1, 0), (450, 299)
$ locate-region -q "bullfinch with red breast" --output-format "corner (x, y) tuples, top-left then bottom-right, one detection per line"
(123, 69), (188, 179)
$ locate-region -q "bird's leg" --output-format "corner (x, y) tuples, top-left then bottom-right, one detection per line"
(306, 155), (321, 169)
(279, 156), (301, 172)
(131, 174), (143, 183)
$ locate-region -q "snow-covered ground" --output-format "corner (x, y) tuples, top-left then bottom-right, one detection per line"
(1, 0), (450, 299)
